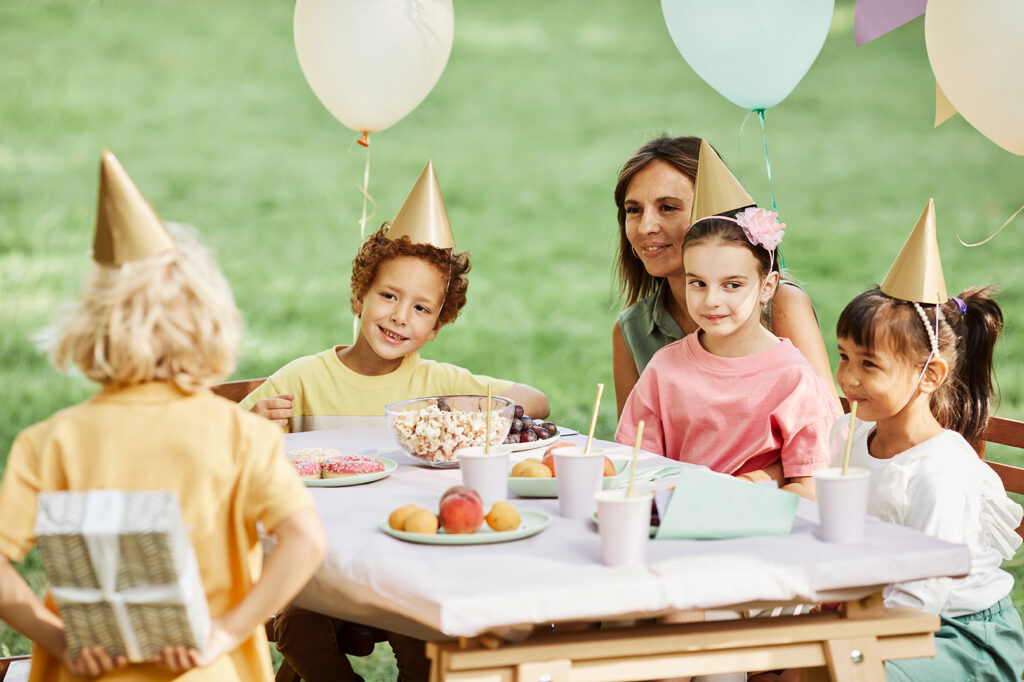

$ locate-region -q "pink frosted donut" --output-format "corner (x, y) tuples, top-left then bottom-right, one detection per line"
(287, 447), (339, 464)
(292, 459), (322, 480)
(322, 454), (385, 478)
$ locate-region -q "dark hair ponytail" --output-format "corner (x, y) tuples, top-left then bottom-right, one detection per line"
(933, 287), (1003, 448)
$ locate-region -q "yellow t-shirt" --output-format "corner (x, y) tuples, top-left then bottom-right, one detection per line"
(238, 347), (514, 432)
(0, 382), (314, 682)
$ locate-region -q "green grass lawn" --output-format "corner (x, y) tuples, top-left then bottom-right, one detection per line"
(3, 0), (1024, 676)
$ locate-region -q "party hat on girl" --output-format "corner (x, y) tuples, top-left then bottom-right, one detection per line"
(92, 149), (174, 266)
(880, 199), (948, 305)
(689, 139), (755, 223)
(386, 160), (455, 249)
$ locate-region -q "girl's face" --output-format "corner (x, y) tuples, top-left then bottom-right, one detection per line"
(683, 241), (774, 341)
(354, 256), (444, 362)
(835, 336), (924, 422)
(623, 160), (695, 279)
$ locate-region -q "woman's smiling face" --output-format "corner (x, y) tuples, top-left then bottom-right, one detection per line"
(623, 160), (695, 280)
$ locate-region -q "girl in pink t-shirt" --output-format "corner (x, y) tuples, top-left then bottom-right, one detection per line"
(616, 209), (838, 498)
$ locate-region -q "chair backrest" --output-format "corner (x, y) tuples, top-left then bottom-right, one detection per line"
(211, 378), (266, 404)
(979, 415), (1024, 540)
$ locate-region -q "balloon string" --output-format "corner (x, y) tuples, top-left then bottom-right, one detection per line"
(737, 109), (758, 182)
(348, 138), (377, 343)
(756, 108), (785, 270)
(958, 202), (1024, 247)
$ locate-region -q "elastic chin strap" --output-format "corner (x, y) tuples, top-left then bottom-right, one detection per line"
(437, 249), (453, 321)
(904, 301), (942, 408)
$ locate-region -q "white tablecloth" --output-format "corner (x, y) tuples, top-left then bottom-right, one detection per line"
(285, 427), (971, 640)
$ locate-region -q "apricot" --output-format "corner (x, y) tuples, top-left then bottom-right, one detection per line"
(485, 501), (521, 531)
(602, 457), (617, 477)
(519, 462), (553, 478)
(388, 503), (423, 530)
(403, 509), (439, 534)
(510, 457), (542, 477)
(542, 450), (617, 477)
(439, 489), (484, 534)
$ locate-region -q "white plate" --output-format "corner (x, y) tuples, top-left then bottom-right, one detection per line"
(304, 458), (397, 487)
(507, 432), (560, 452)
(380, 509), (549, 545)
(508, 459), (629, 498)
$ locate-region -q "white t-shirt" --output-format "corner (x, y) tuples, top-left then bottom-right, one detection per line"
(834, 418), (1022, 617)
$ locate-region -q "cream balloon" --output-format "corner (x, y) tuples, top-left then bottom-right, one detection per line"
(925, 0), (1024, 155)
(294, 0), (454, 137)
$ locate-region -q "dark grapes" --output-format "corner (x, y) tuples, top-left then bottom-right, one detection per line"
(507, 405), (559, 444)
(519, 429), (538, 443)
(513, 404), (525, 419)
(520, 416), (533, 429)
(510, 418), (523, 434)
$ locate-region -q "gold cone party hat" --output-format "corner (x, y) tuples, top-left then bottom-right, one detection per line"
(386, 160), (455, 249)
(880, 199), (948, 304)
(93, 149), (173, 265)
(689, 139), (755, 223)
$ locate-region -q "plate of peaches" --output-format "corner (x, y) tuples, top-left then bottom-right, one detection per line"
(288, 448), (397, 487)
(507, 443), (630, 498)
(381, 487), (550, 545)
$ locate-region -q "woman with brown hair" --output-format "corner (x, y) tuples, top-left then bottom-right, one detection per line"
(612, 135), (838, 415)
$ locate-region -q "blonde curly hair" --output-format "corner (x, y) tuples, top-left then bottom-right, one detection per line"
(51, 223), (242, 392)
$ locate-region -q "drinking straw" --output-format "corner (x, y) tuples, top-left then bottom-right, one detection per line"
(840, 401), (858, 475)
(485, 384), (492, 455)
(584, 383), (604, 455)
(626, 420), (645, 498)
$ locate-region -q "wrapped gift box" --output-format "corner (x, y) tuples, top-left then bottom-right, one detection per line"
(35, 490), (210, 662)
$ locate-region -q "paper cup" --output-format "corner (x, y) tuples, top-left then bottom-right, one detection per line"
(554, 446), (605, 519)
(456, 445), (511, 510)
(595, 489), (652, 567)
(812, 467), (870, 543)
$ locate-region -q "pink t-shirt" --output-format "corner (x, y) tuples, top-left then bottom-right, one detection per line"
(615, 333), (839, 478)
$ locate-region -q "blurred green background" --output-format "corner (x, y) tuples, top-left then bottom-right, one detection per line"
(2, 1), (1022, 677)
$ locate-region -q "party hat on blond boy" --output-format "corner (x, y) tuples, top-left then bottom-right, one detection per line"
(92, 149), (174, 266)
(386, 160), (455, 249)
(689, 139), (756, 223)
(880, 199), (948, 304)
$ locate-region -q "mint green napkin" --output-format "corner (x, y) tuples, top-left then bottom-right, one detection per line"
(654, 468), (798, 540)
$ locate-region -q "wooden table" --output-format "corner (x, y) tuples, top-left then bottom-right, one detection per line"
(284, 426), (970, 681)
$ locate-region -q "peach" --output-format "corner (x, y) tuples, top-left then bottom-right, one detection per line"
(388, 503), (422, 530)
(485, 501), (521, 531)
(602, 457), (617, 477)
(440, 485), (482, 508)
(404, 508), (439, 534)
(438, 489), (484, 534)
(520, 462), (553, 478)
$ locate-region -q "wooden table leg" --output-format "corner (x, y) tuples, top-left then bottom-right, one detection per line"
(823, 636), (885, 681)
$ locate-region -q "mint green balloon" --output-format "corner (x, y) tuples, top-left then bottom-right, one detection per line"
(661, 0), (834, 110)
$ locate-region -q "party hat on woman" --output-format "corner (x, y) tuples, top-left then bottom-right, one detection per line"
(386, 160), (455, 249)
(92, 149), (174, 266)
(689, 139), (755, 223)
(880, 199), (948, 304)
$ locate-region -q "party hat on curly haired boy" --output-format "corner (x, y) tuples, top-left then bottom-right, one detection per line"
(689, 139), (755, 223)
(880, 198), (948, 305)
(92, 148), (174, 266)
(385, 160), (455, 249)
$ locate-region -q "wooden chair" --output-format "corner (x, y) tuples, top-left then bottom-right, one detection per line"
(978, 415), (1024, 540)
(211, 377), (266, 403)
(0, 656), (30, 682)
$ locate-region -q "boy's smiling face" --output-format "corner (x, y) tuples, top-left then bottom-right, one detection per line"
(354, 255), (446, 362)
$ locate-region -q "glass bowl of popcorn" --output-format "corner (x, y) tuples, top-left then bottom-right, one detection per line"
(385, 395), (515, 468)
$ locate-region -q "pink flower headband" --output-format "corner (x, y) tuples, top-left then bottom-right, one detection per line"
(691, 207), (786, 272)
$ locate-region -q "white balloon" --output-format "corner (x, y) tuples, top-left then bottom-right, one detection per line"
(925, 0), (1024, 156)
(661, 0), (834, 110)
(294, 0), (454, 135)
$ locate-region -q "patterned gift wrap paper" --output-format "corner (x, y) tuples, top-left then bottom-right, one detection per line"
(35, 490), (210, 662)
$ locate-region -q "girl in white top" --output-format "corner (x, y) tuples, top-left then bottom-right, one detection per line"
(834, 286), (1023, 681)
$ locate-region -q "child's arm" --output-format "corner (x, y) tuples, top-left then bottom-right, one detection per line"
(251, 394), (294, 428)
(781, 476), (815, 500)
(152, 506), (327, 671)
(737, 461), (785, 486)
(498, 384), (550, 419)
(0, 556), (128, 677)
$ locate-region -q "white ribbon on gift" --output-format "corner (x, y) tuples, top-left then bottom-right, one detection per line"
(48, 491), (207, 663)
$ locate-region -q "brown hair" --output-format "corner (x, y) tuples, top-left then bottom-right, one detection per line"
(681, 216), (778, 279)
(614, 136), (704, 307)
(836, 287), (1003, 448)
(350, 225), (471, 327)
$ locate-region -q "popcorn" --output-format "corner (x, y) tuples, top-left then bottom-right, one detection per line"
(390, 405), (511, 463)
